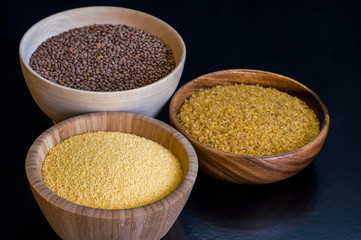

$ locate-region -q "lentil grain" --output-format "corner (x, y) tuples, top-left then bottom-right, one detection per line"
(30, 24), (176, 92)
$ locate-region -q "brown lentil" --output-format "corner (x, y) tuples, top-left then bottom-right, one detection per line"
(29, 24), (176, 92)
(177, 84), (320, 156)
(42, 131), (183, 209)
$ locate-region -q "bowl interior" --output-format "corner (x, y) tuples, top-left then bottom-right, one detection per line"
(170, 69), (329, 144)
(20, 6), (185, 69)
(26, 112), (198, 215)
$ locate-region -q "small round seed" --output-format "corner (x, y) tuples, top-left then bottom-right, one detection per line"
(29, 24), (176, 92)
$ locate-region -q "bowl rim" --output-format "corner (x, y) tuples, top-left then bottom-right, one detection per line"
(19, 6), (186, 95)
(25, 111), (198, 219)
(169, 68), (330, 159)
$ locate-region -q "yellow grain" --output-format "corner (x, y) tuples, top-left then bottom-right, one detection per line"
(42, 131), (182, 209)
(177, 83), (320, 156)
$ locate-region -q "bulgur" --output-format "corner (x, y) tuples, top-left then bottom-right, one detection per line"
(177, 83), (320, 156)
(42, 131), (183, 209)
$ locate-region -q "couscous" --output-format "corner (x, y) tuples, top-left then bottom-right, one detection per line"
(42, 131), (183, 209)
(177, 83), (320, 156)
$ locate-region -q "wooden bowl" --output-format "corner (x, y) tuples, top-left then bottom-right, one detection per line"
(169, 69), (329, 184)
(25, 112), (198, 240)
(19, 6), (186, 123)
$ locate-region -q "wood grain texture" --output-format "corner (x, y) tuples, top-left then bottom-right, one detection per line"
(169, 69), (329, 184)
(19, 6), (186, 123)
(25, 112), (198, 240)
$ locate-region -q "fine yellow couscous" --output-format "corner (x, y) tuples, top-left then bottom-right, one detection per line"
(42, 131), (183, 209)
(177, 83), (320, 156)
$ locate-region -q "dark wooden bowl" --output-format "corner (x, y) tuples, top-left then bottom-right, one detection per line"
(25, 112), (198, 240)
(169, 69), (329, 184)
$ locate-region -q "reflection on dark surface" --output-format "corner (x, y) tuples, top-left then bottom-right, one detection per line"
(179, 164), (318, 239)
(162, 219), (188, 240)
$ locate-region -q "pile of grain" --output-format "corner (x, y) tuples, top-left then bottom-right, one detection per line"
(42, 131), (182, 209)
(177, 83), (320, 156)
(29, 24), (175, 92)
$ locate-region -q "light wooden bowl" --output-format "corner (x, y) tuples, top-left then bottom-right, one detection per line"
(169, 69), (329, 184)
(19, 6), (186, 123)
(25, 112), (198, 240)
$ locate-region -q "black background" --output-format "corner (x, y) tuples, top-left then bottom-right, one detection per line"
(3, 0), (361, 239)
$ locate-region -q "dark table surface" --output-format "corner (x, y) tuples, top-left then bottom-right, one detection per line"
(3, 0), (361, 239)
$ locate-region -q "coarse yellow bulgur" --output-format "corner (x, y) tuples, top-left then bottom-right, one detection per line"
(42, 131), (183, 209)
(177, 83), (320, 156)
